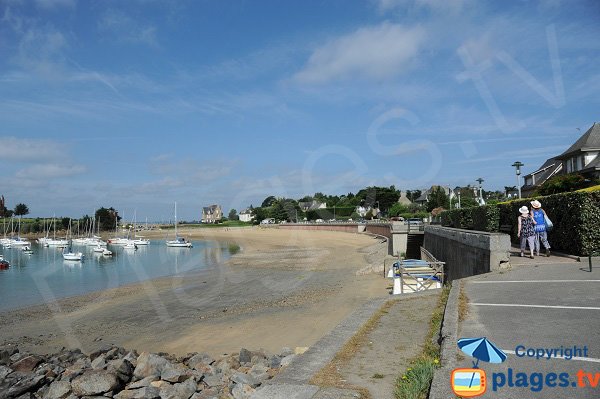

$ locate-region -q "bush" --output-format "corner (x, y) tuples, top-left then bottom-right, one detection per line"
(442, 186), (600, 255)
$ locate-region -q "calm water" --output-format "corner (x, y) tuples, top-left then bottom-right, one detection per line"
(0, 240), (233, 312)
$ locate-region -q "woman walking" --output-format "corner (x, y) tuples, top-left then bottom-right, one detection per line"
(518, 206), (536, 259)
(530, 200), (551, 257)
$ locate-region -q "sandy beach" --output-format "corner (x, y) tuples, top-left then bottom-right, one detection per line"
(0, 227), (389, 357)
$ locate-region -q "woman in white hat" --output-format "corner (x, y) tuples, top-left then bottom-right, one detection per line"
(517, 206), (536, 258)
(530, 200), (551, 257)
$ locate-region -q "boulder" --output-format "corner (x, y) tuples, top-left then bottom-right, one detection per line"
(238, 349), (251, 365)
(280, 354), (296, 367)
(159, 379), (196, 399)
(126, 376), (158, 390)
(7, 375), (45, 398)
(202, 374), (224, 388)
(133, 353), (169, 380)
(113, 386), (160, 399)
(268, 355), (281, 369)
(0, 365), (12, 380)
(107, 358), (133, 383)
(186, 353), (214, 369)
(44, 380), (72, 399)
(160, 362), (189, 383)
(230, 372), (260, 388)
(90, 356), (106, 370)
(231, 383), (255, 399)
(12, 355), (43, 372)
(71, 370), (120, 396)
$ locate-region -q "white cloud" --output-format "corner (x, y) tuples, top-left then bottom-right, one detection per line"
(98, 9), (158, 47)
(15, 163), (86, 179)
(1, 136), (65, 160)
(293, 22), (425, 84)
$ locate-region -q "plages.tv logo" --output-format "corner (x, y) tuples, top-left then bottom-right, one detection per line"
(451, 337), (507, 397)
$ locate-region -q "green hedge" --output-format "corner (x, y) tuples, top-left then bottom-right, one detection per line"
(441, 187), (600, 256)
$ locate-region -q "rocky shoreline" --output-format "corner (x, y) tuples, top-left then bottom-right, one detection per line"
(0, 344), (300, 399)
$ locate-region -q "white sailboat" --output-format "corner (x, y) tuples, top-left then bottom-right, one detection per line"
(166, 202), (192, 248)
(62, 219), (84, 261)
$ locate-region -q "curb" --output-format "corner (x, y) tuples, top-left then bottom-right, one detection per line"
(428, 281), (460, 399)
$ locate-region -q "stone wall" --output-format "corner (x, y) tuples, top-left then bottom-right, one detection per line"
(423, 225), (510, 281)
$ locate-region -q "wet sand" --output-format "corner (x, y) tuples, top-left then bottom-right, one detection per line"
(0, 227), (389, 357)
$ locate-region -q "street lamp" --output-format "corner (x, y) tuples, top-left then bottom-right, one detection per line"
(512, 161), (524, 199)
(457, 190), (461, 209)
(476, 178), (484, 205)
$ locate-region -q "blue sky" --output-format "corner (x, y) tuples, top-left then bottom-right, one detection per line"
(1, 0), (599, 220)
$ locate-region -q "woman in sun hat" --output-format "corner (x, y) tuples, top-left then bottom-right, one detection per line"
(517, 205), (536, 258)
(530, 200), (551, 257)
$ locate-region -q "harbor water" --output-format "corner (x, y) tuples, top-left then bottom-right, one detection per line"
(0, 240), (233, 312)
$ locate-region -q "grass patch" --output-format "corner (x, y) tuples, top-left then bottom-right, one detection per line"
(310, 300), (398, 399)
(394, 284), (451, 399)
(458, 282), (469, 323)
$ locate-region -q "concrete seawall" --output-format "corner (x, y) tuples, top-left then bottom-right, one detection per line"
(278, 223), (393, 254)
(423, 225), (510, 281)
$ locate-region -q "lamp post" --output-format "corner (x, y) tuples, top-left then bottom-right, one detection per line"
(476, 178), (484, 205)
(457, 190), (461, 209)
(512, 161), (524, 199)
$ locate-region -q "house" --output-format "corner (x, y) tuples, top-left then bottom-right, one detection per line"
(521, 123), (600, 196)
(397, 191), (412, 206)
(239, 208), (254, 223)
(555, 123), (600, 179)
(202, 205), (222, 224)
(414, 186), (456, 206)
(521, 158), (562, 197)
(298, 200), (326, 212)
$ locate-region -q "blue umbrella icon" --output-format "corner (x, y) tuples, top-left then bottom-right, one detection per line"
(458, 337), (507, 388)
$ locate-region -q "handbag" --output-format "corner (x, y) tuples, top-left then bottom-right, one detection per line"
(544, 213), (553, 231)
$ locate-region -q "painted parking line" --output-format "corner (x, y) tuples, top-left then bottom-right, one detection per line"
(471, 303), (600, 311)
(472, 280), (600, 283)
(502, 350), (600, 364)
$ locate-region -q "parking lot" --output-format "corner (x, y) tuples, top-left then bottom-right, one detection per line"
(458, 256), (600, 398)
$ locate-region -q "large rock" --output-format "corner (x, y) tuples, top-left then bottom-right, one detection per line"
(12, 355), (43, 372)
(238, 349), (251, 365)
(71, 370), (120, 396)
(44, 380), (72, 399)
(126, 376), (158, 390)
(0, 365), (12, 379)
(160, 362), (189, 383)
(230, 372), (260, 388)
(108, 358), (134, 382)
(231, 383), (255, 399)
(7, 375), (45, 397)
(133, 353), (169, 380)
(159, 379), (196, 399)
(113, 386), (160, 399)
(186, 353), (214, 369)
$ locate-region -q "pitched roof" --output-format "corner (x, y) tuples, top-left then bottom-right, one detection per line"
(521, 157), (562, 190)
(557, 123), (600, 159)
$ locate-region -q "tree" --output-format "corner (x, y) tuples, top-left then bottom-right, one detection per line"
(388, 202), (409, 217)
(14, 203), (29, 218)
(228, 209), (238, 221)
(261, 196), (277, 208)
(538, 174), (598, 196)
(95, 207), (121, 231)
(252, 207), (267, 224)
(406, 190), (422, 203)
(426, 187), (449, 212)
(354, 186), (400, 213)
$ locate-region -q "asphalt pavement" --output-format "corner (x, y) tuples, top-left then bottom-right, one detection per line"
(457, 255), (600, 399)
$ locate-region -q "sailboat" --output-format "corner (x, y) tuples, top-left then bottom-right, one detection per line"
(62, 219), (84, 261)
(166, 202), (192, 248)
